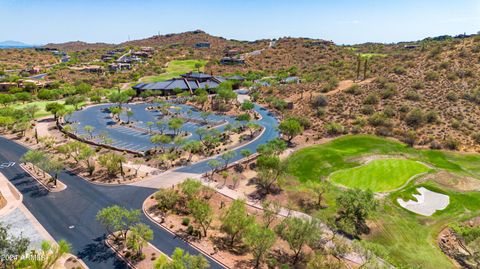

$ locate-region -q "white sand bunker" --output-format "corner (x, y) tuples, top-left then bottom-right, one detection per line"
(397, 187), (450, 216)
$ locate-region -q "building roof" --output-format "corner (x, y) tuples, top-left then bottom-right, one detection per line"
(133, 77), (222, 92)
(227, 75), (245, 81)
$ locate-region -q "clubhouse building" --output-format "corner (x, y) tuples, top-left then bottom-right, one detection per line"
(132, 72), (227, 96)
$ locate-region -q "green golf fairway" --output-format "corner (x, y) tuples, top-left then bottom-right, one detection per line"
(330, 159), (430, 192)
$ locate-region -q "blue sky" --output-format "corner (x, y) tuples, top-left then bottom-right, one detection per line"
(1, 0), (479, 45)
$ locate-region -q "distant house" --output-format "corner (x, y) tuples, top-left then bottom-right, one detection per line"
(195, 42), (211, 48)
(108, 63), (131, 72)
(117, 55), (142, 64)
(282, 76), (301, 84)
(133, 72), (226, 96)
(61, 55), (71, 63)
(0, 82), (17, 92)
(227, 75), (245, 82)
(23, 66), (41, 75)
(225, 49), (241, 57)
(80, 65), (104, 73)
(101, 55), (115, 62)
(404, 45), (418, 50)
(220, 57), (245, 65)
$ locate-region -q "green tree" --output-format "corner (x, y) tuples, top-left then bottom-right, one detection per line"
(154, 188), (180, 217)
(182, 140), (202, 162)
(179, 178), (203, 201)
(150, 134), (171, 152)
(98, 152), (125, 178)
(275, 217), (322, 264)
(45, 102), (66, 122)
(207, 159), (222, 180)
(126, 223), (154, 257)
(245, 223), (276, 268)
(26, 240), (71, 269)
(126, 110), (134, 124)
(24, 104), (39, 121)
(241, 100), (255, 111)
(14, 92), (32, 104)
(83, 125), (95, 139)
(256, 155), (286, 194)
(108, 92), (130, 107)
(168, 117), (184, 136)
(0, 94), (15, 107)
(245, 122), (261, 138)
(188, 199), (213, 238)
(278, 118), (303, 143)
(220, 150), (236, 169)
(154, 248), (209, 269)
(20, 150), (45, 173)
(0, 223), (30, 269)
(240, 149), (252, 169)
(335, 189), (378, 237)
(146, 121), (154, 133)
(220, 199), (254, 246)
(199, 111), (212, 124)
(96, 205), (141, 241)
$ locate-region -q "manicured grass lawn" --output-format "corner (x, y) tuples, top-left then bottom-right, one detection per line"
(140, 59), (207, 83)
(285, 135), (480, 268)
(330, 159), (431, 192)
(8, 100), (81, 118)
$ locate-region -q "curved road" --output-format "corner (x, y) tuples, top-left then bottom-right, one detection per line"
(0, 103), (279, 269)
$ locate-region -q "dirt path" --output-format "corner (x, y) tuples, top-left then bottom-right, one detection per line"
(325, 77), (376, 96)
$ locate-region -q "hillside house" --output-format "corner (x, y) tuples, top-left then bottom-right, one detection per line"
(195, 42), (211, 48)
(220, 57), (245, 65)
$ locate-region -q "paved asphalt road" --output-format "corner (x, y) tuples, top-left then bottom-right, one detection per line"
(0, 137), (223, 269)
(0, 103), (279, 269)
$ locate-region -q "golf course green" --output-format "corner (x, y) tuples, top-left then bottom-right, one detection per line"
(284, 135), (480, 269)
(330, 158), (431, 192)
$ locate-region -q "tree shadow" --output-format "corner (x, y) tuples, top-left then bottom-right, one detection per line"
(77, 236), (127, 268)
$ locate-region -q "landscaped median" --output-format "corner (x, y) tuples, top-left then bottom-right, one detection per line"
(20, 162), (66, 192)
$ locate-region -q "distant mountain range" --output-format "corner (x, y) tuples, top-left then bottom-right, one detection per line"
(0, 40), (39, 48)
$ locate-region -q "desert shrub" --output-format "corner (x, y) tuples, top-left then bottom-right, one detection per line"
(379, 88), (396, 99)
(402, 131), (417, 147)
(316, 107), (326, 117)
(375, 126), (392, 136)
(375, 77), (388, 88)
(383, 106), (396, 117)
(181, 218), (190, 226)
(451, 120), (461, 129)
(393, 66), (406, 75)
(405, 90), (421, 101)
(405, 108), (425, 128)
(325, 122), (345, 135)
(345, 84), (361, 95)
(425, 111), (438, 123)
(446, 91), (458, 102)
(368, 112), (391, 127)
(360, 105), (375, 115)
(412, 80), (425, 89)
(439, 61), (450, 69)
(430, 140), (442, 149)
(472, 133), (480, 144)
(312, 95), (328, 108)
(399, 105), (410, 114)
(465, 89), (480, 104)
(447, 72), (458, 81)
(288, 116), (311, 129)
(363, 93), (379, 105)
(443, 137), (459, 150)
(425, 71), (439, 81)
(321, 77), (339, 92)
